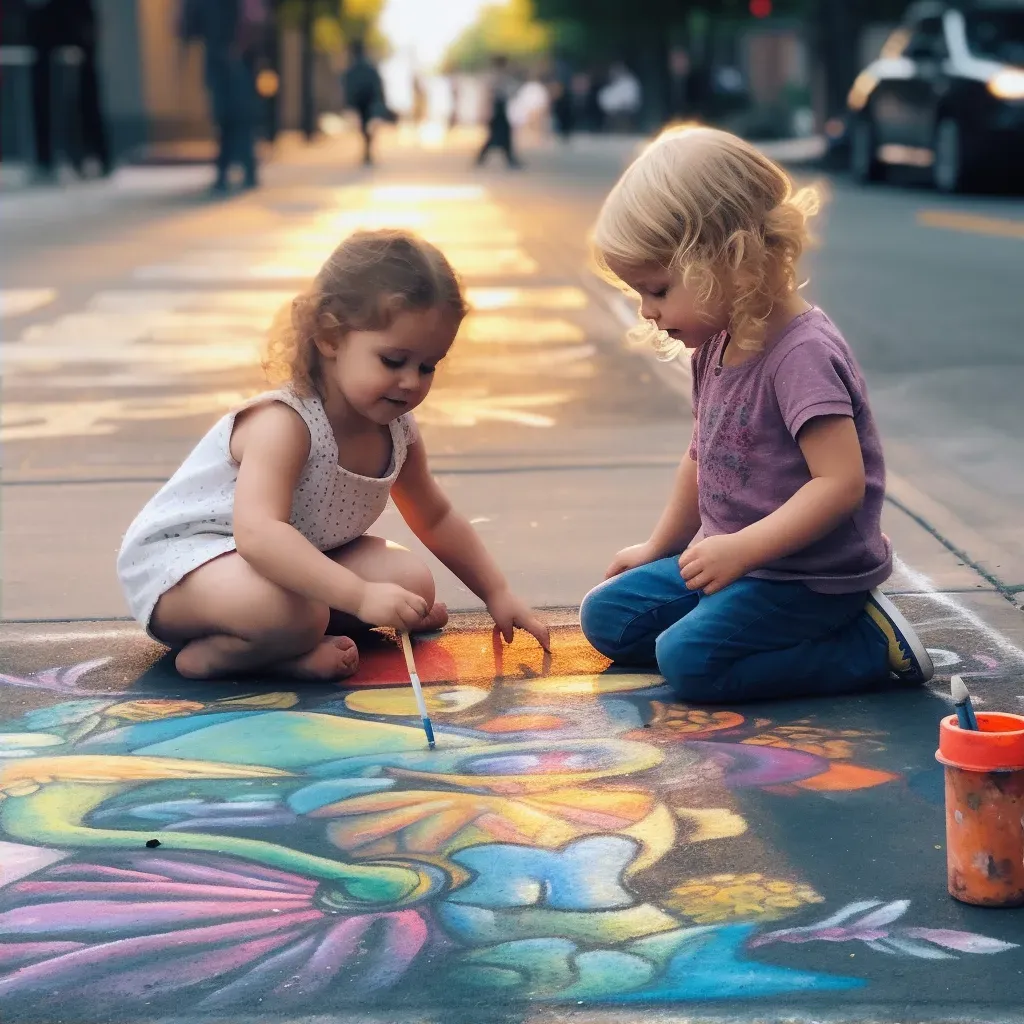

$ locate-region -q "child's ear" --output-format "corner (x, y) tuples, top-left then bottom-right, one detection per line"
(312, 332), (339, 359)
(312, 312), (344, 359)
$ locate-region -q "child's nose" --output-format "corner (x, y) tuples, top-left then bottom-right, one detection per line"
(639, 297), (659, 322)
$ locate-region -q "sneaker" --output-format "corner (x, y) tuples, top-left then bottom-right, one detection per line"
(865, 588), (934, 684)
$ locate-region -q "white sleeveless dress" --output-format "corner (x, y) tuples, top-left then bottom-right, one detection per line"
(117, 388), (418, 635)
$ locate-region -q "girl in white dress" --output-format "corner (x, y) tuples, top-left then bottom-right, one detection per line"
(118, 229), (548, 680)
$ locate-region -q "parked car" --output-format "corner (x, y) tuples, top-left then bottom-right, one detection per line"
(847, 0), (1024, 192)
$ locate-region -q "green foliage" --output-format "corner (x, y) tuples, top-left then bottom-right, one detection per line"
(443, 0), (552, 73)
(276, 0), (388, 55)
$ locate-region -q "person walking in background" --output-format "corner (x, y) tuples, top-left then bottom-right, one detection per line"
(598, 62), (642, 133)
(549, 55), (575, 142)
(342, 39), (386, 167)
(476, 55), (521, 169)
(667, 46), (693, 122)
(179, 0), (266, 194)
(26, 0), (111, 181)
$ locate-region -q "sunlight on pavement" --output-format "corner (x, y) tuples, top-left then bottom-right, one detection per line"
(0, 290), (57, 318)
(415, 389), (571, 428)
(466, 286), (588, 310)
(2, 393), (252, 442)
(460, 316), (584, 344)
(2, 182), (595, 442)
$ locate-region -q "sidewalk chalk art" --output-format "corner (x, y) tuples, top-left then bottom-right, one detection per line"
(0, 627), (1017, 1019)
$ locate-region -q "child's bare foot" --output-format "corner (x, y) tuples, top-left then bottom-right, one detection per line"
(175, 634), (358, 681)
(279, 636), (359, 680)
(415, 601), (449, 632)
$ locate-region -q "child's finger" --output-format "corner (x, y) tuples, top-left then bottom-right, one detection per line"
(685, 570), (711, 591)
(520, 614), (550, 651)
(680, 559), (702, 581)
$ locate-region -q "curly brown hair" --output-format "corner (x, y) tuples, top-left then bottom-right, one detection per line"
(263, 229), (468, 396)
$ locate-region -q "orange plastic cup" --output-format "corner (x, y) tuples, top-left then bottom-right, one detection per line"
(936, 713), (1024, 907)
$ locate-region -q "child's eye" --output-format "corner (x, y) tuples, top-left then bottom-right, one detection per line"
(380, 356), (405, 370)
(649, 288), (668, 299)
(420, 364), (436, 375)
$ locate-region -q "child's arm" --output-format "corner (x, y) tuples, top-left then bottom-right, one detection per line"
(606, 454), (701, 578)
(232, 403), (429, 628)
(391, 439), (550, 650)
(680, 415), (865, 594)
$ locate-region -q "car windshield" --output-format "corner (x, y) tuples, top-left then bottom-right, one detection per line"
(965, 9), (1024, 65)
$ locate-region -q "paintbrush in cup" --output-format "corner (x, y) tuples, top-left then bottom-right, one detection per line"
(400, 631), (435, 749)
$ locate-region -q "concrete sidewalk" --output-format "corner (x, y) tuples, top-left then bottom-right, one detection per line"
(2, 130), (1024, 1023)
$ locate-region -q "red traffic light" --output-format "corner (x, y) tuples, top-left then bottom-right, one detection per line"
(750, 0), (772, 16)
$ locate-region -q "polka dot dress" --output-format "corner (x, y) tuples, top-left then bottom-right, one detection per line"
(117, 389), (418, 638)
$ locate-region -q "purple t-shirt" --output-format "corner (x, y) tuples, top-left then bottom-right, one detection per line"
(688, 307), (891, 594)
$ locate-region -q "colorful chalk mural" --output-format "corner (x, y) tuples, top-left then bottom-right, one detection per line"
(0, 626), (1017, 1019)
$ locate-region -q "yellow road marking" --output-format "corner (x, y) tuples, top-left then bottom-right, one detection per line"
(917, 210), (1024, 239)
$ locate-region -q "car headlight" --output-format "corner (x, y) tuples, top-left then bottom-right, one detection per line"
(988, 68), (1024, 100)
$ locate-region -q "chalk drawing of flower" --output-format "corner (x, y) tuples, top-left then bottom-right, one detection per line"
(743, 720), (886, 761)
(665, 873), (825, 924)
(749, 899), (1019, 958)
(642, 704), (746, 737)
(0, 851), (431, 1017)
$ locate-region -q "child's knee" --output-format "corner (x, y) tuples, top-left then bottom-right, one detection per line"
(389, 551), (436, 606)
(580, 584), (625, 659)
(654, 629), (715, 702)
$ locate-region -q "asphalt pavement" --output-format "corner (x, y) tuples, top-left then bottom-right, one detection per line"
(1, 124), (1024, 1023)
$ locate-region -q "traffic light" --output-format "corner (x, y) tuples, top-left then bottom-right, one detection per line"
(750, 0), (772, 17)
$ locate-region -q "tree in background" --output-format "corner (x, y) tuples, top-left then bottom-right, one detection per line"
(443, 0), (551, 73)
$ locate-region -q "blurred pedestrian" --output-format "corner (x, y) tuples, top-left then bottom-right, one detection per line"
(476, 55), (521, 169)
(26, 0), (111, 181)
(549, 55), (574, 142)
(179, 0), (267, 194)
(598, 63), (642, 133)
(342, 39), (386, 166)
(667, 46), (693, 121)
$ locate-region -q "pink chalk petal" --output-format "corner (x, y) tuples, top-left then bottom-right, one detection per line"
(903, 928), (1020, 954)
(0, 900), (316, 937)
(8, 881), (310, 903)
(0, 941), (84, 970)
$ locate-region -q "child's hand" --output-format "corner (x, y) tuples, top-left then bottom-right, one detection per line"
(679, 534), (756, 595)
(487, 589), (551, 650)
(605, 542), (657, 579)
(357, 582), (430, 629)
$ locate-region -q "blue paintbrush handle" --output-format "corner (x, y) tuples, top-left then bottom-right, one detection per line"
(422, 716), (436, 747)
(954, 704), (973, 729)
(964, 699), (980, 731)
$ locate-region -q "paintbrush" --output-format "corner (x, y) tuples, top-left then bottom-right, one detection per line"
(951, 674), (980, 731)
(400, 631), (435, 749)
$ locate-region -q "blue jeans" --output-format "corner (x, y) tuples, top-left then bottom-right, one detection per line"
(580, 556), (890, 703)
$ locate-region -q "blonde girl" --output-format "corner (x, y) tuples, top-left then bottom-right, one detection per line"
(580, 126), (932, 702)
(119, 229), (549, 680)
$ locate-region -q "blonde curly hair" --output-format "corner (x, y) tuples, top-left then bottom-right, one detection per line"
(594, 124), (821, 355)
(264, 229), (467, 396)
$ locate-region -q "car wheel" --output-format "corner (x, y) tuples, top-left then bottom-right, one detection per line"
(932, 117), (974, 193)
(850, 115), (882, 183)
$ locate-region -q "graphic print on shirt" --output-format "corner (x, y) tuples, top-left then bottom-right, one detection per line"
(698, 398), (754, 507)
